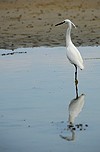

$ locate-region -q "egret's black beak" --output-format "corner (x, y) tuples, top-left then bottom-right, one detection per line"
(55, 21), (65, 26)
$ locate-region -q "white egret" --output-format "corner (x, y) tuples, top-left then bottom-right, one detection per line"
(55, 19), (84, 84)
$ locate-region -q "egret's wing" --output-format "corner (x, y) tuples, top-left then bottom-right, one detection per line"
(67, 44), (84, 69)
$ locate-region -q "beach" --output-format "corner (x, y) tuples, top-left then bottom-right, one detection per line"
(0, 0), (100, 49)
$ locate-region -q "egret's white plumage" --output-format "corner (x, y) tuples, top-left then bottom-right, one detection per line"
(65, 19), (84, 70)
(67, 44), (84, 70)
(55, 19), (84, 83)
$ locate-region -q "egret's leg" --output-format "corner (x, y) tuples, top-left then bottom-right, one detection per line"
(75, 81), (78, 98)
(75, 65), (78, 85)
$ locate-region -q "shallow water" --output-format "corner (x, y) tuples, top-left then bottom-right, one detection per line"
(0, 46), (100, 152)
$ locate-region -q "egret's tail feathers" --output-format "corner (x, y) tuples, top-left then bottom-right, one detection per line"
(80, 64), (84, 70)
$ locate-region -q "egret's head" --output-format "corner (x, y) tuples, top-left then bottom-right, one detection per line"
(55, 19), (76, 28)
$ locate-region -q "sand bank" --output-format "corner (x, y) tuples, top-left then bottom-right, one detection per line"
(0, 0), (100, 49)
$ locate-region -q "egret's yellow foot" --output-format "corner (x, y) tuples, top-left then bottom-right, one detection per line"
(75, 79), (78, 85)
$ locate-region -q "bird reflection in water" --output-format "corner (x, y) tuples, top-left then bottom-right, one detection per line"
(60, 82), (86, 141)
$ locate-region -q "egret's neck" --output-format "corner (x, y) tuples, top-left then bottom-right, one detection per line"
(66, 23), (72, 47)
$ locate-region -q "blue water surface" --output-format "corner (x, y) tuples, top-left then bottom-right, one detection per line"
(0, 46), (100, 152)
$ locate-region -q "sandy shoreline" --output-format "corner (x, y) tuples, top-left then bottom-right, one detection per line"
(0, 0), (100, 50)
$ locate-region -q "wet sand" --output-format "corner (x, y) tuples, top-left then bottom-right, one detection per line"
(0, 0), (100, 49)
